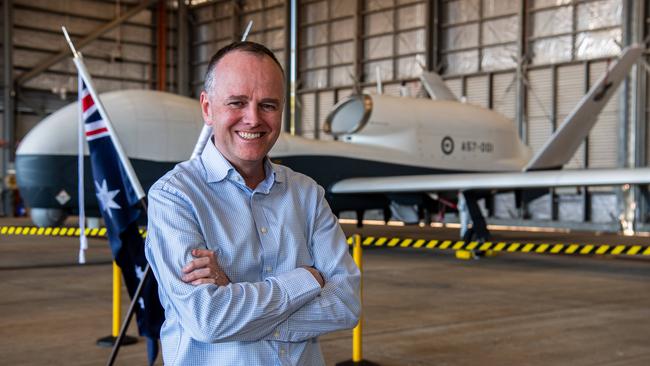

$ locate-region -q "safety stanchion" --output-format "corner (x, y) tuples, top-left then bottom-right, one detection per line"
(96, 262), (138, 347)
(337, 234), (379, 366)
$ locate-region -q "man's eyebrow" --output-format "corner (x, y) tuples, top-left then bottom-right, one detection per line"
(226, 95), (249, 100)
(259, 98), (280, 104)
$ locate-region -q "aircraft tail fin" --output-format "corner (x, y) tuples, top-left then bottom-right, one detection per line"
(420, 71), (458, 101)
(523, 44), (644, 171)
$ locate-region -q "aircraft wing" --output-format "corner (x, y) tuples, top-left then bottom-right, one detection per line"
(330, 167), (650, 194)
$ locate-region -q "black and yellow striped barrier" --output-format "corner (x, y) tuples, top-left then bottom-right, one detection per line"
(2, 225), (649, 257)
(345, 236), (650, 257)
(0, 226), (146, 238)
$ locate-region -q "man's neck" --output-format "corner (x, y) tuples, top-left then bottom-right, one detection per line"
(236, 163), (266, 189)
(211, 139), (267, 189)
(235, 165), (266, 189)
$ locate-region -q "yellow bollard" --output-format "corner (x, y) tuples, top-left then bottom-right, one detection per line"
(352, 234), (362, 362)
(96, 261), (137, 347)
(112, 261), (121, 337)
(337, 234), (379, 365)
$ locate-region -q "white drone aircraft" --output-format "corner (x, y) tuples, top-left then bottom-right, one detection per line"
(16, 43), (650, 241)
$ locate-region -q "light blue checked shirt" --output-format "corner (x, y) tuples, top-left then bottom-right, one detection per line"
(145, 140), (361, 366)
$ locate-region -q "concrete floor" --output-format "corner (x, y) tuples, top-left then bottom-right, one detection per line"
(1, 218), (649, 365)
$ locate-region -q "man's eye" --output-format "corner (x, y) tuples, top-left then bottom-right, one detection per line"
(228, 101), (244, 107)
(261, 104), (277, 111)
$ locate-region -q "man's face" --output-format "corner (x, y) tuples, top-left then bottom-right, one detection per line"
(200, 51), (284, 173)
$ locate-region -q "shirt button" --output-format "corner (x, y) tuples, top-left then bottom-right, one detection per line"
(265, 266), (272, 273)
(280, 348), (286, 355)
(274, 331), (280, 338)
(260, 227), (267, 234)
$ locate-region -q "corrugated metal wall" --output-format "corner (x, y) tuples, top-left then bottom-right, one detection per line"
(588, 61), (619, 169)
(556, 64), (585, 169)
(465, 75), (488, 107)
(317, 90), (334, 138)
(444, 77), (463, 99)
(492, 72), (516, 119)
(299, 92), (315, 138)
(190, 0), (287, 97)
(191, 0), (236, 96)
(526, 68), (553, 153)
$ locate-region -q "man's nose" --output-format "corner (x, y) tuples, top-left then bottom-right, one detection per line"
(242, 104), (261, 126)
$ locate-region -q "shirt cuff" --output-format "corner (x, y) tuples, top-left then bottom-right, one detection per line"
(274, 267), (321, 310)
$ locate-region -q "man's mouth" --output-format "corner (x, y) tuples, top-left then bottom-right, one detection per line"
(237, 131), (263, 140)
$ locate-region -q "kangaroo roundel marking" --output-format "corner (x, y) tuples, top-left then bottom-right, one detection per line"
(441, 136), (454, 155)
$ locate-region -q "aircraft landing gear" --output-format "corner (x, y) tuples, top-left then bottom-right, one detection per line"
(383, 206), (391, 224)
(461, 191), (490, 244)
(355, 210), (364, 228)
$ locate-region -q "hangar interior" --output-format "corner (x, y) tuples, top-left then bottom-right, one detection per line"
(0, 0), (649, 232)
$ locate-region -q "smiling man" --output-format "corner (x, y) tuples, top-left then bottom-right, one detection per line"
(200, 42), (283, 189)
(144, 42), (360, 366)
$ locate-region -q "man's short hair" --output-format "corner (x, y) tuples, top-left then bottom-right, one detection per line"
(203, 41), (285, 93)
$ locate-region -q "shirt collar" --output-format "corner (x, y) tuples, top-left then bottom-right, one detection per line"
(200, 139), (284, 188)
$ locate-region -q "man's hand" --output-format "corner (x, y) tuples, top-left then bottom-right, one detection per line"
(301, 266), (325, 288)
(182, 249), (231, 286)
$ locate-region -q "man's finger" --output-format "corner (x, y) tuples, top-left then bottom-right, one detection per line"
(181, 261), (195, 273)
(181, 271), (196, 282)
(182, 256), (210, 273)
(192, 248), (215, 258)
(182, 267), (211, 282)
(190, 277), (229, 286)
(191, 278), (216, 286)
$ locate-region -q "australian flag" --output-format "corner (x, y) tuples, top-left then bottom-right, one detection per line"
(81, 80), (164, 365)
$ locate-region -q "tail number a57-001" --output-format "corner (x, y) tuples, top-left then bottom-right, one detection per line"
(461, 140), (493, 153)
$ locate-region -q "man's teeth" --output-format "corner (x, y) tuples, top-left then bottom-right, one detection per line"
(238, 132), (262, 140)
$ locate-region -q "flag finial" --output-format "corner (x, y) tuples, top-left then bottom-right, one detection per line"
(62, 26), (79, 58)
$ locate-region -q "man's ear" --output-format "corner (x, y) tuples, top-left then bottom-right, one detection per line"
(200, 91), (213, 126)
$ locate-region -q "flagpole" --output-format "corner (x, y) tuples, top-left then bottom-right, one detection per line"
(77, 72), (88, 264)
(190, 20), (253, 160)
(63, 27), (145, 201)
(106, 262), (152, 366)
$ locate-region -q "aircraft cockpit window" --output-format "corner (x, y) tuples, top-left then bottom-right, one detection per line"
(323, 94), (372, 136)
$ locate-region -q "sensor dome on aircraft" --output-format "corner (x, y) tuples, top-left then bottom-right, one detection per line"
(324, 94), (372, 136)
